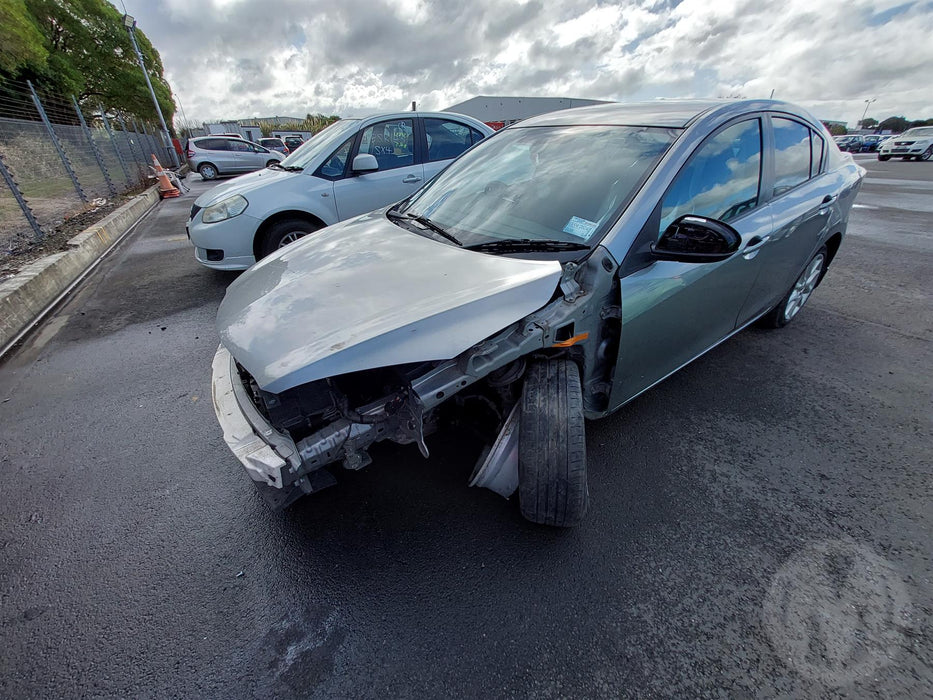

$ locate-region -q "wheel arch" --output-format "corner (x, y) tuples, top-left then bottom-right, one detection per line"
(825, 231), (843, 267)
(198, 161), (219, 175)
(253, 210), (328, 259)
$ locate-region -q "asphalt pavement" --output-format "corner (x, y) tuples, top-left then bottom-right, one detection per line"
(1, 157), (930, 698)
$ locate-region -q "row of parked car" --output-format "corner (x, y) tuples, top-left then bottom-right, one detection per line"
(832, 128), (933, 161)
(191, 100), (866, 528)
(183, 134), (307, 180)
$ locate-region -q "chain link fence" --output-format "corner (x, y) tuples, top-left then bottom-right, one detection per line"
(0, 78), (179, 258)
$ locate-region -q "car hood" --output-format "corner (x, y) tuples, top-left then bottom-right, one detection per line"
(194, 167), (300, 208)
(217, 211), (563, 393)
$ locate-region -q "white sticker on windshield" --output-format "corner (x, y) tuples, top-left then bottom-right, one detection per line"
(563, 216), (598, 240)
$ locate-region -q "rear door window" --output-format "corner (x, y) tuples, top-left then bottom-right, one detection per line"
(197, 138), (230, 151)
(772, 117), (812, 195)
(424, 118), (475, 162)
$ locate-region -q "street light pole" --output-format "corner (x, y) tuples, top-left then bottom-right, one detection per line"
(122, 14), (179, 167)
(859, 98), (876, 131)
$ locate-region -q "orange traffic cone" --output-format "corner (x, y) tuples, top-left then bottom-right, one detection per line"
(151, 154), (181, 199)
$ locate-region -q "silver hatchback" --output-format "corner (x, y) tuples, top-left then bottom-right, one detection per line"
(185, 136), (284, 180)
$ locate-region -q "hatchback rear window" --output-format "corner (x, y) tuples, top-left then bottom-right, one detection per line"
(195, 138), (231, 151)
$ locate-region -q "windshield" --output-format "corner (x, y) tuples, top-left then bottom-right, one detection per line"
(398, 125), (678, 249)
(279, 119), (360, 168)
(903, 127), (933, 138)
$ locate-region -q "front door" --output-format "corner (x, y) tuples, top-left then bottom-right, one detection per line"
(332, 118), (424, 220)
(610, 118), (772, 408)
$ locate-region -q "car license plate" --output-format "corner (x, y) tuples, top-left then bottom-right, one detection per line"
(892, 148), (907, 153)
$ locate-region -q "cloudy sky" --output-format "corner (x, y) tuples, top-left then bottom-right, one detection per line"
(116, 0), (933, 126)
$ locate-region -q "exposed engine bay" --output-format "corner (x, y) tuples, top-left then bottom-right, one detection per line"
(227, 250), (621, 510)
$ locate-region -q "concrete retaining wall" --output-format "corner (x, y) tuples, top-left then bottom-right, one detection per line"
(0, 186), (160, 352)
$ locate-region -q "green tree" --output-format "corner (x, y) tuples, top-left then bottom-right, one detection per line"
(2, 0), (175, 127)
(0, 0), (48, 74)
(859, 117), (878, 130)
(878, 116), (909, 133)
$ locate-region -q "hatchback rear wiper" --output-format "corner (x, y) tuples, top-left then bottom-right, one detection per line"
(466, 238), (590, 253)
(267, 162), (303, 172)
(387, 211), (462, 247)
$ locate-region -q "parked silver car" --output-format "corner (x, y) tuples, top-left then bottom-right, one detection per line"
(185, 135), (284, 180)
(187, 112), (493, 269)
(211, 100), (865, 525)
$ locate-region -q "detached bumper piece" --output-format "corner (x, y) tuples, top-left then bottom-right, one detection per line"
(211, 345), (335, 509)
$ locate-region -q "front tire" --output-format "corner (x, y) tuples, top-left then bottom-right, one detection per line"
(761, 247), (827, 328)
(920, 146), (933, 162)
(258, 218), (322, 259)
(266, 159), (278, 168)
(878, 154), (891, 161)
(518, 359), (588, 527)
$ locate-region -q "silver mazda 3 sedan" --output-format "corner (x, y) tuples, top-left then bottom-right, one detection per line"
(211, 99), (865, 526)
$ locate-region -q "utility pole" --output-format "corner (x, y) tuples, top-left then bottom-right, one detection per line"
(122, 14), (179, 167)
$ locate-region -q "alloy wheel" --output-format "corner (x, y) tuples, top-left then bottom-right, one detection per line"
(277, 231), (306, 247)
(783, 254), (824, 322)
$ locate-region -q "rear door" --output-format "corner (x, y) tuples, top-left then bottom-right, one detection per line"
(610, 117), (772, 407)
(332, 118), (424, 220)
(735, 116), (838, 324)
(201, 138), (237, 173)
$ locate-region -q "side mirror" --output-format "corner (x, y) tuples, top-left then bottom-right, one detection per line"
(352, 154), (379, 173)
(651, 215), (741, 263)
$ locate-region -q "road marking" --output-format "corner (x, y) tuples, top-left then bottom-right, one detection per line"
(852, 204), (877, 209)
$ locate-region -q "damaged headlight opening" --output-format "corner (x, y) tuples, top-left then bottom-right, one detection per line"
(202, 195), (248, 223)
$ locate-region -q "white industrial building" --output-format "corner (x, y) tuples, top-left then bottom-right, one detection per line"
(444, 96), (611, 127)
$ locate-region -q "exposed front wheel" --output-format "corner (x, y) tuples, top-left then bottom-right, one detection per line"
(518, 359), (588, 527)
(198, 163), (218, 180)
(266, 160), (279, 168)
(761, 246), (827, 328)
(920, 146), (933, 162)
(258, 218), (322, 259)
(878, 154), (891, 161)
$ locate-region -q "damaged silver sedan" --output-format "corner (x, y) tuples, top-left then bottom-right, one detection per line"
(212, 100), (864, 526)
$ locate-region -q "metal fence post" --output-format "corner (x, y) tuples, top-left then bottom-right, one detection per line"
(27, 80), (88, 204)
(99, 108), (132, 185)
(0, 152), (44, 241)
(118, 115), (144, 178)
(72, 96), (117, 197)
(140, 121), (156, 163)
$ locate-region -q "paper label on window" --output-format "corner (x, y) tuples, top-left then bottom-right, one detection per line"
(563, 216), (598, 240)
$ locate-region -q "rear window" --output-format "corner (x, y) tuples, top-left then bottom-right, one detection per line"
(261, 139), (283, 147)
(194, 138), (231, 151)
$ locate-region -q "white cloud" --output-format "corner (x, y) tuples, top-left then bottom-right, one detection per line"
(117, 0), (933, 126)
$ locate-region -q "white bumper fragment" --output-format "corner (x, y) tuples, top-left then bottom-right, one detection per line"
(210, 344), (300, 488)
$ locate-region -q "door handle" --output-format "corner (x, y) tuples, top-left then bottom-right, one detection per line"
(402, 175), (422, 184)
(742, 235), (769, 258)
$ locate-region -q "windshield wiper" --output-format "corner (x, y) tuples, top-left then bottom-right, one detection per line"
(387, 211), (462, 246)
(267, 162), (303, 172)
(465, 238), (590, 253)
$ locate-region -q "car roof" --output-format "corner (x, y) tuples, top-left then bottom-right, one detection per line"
(516, 99), (820, 130)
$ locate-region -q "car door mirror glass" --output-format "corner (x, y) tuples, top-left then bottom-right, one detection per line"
(352, 153), (379, 172)
(651, 215), (741, 263)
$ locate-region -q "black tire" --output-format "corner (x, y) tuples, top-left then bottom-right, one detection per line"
(878, 154), (890, 161)
(760, 246), (828, 328)
(518, 359), (588, 527)
(258, 217), (322, 259)
(198, 163), (218, 180)
(266, 159), (278, 168)
(920, 146), (933, 162)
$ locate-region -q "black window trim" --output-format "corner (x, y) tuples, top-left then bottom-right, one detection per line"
(767, 114), (822, 201)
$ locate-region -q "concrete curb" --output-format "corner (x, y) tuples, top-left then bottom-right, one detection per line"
(0, 186), (160, 355)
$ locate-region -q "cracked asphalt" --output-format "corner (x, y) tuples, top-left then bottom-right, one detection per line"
(1, 156), (930, 698)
